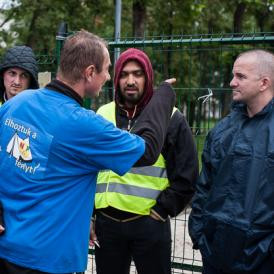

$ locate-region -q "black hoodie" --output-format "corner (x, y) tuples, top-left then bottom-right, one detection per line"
(0, 46), (39, 103)
(98, 48), (199, 220)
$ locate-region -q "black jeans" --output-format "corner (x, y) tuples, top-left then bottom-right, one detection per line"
(95, 213), (171, 274)
(0, 258), (50, 274)
(0, 258), (80, 274)
(202, 260), (230, 274)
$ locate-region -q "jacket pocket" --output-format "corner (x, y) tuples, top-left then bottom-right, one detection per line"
(199, 217), (247, 272)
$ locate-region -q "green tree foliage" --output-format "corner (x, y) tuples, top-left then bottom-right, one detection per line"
(0, 0), (273, 51)
(0, 0), (115, 51)
(0, 0), (273, 128)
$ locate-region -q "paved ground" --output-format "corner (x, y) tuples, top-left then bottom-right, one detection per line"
(85, 208), (202, 273)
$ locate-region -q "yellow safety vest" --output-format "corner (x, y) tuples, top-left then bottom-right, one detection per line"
(95, 101), (176, 215)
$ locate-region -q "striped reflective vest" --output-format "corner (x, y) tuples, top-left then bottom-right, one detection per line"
(95, 101), (175, 215)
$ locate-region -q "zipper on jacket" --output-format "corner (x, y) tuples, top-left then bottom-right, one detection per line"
(127, 120), (132, 131)
(122, 105), (137, 132)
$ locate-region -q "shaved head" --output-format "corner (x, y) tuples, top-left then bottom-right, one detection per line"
(237, 49), (274, 88)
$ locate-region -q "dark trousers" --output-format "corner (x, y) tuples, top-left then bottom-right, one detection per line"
(95, 213), (172, 274)
(202, 258), (274, 274)
(0, 258), (81, 274)
(0, 258), (50, 274)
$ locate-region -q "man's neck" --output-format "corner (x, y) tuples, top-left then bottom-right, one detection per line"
(124, 101), (136, 109)
(56, 76), (84, 99)
(246, 93), (273, 117)
(46, 79), (84, 106)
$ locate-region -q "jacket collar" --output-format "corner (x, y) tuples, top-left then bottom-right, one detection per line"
(233, 98), (273, 117)
(45, 79), (83, 107)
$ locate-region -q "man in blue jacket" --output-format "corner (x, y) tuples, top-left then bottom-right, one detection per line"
(0, 30), (176, 274)
(189, 49), (274, 274)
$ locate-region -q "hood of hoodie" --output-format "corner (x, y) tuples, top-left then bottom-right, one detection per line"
(114, 48), (154, 117)
(0, 46), (39, 102)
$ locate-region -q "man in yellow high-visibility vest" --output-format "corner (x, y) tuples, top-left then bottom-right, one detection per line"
(91, 48), (199, 274)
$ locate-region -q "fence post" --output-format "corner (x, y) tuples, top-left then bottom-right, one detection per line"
(56, 22), (68, 68)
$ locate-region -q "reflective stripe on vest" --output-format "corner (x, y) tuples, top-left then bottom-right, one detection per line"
(96, 183), (161, 200)
(95, 102), (176, 215)
(130, 166), (167, 178)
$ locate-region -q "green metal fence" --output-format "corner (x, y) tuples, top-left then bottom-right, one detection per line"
(37, 31), (274, 273)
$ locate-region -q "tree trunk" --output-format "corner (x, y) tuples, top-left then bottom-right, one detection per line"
(187, 100), (196, 134)
(219, 1), (247, 117)
(221, 62), (233, 117)
(25, 5), (40, 47)
(132, 0), (146, 38)
(233, 2), (246, 33)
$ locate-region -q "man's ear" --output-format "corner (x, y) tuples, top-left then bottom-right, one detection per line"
(260, 76), (270, 92)
(85, 65), (95, 82)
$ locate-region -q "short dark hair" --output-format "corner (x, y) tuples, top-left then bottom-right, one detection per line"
(58, 30), (107, 84)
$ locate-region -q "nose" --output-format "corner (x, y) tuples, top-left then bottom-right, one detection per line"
(107, 72), (111, 81)
(230, 76), (237, 88)
(127, 74), (135, 86)
(14, 75), (20, 85)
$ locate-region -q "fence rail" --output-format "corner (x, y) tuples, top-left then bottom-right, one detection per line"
(108, 33), (274, 47)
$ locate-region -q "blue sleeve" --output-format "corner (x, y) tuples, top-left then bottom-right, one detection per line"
(73, 110), (145, 176)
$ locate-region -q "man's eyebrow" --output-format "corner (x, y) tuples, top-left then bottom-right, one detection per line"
(235, 72), (245, 76)
(21, 72), (30, 76)
(121, 69), (143, 72)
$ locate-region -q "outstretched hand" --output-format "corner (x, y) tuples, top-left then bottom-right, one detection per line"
(164, 78), (176, 85)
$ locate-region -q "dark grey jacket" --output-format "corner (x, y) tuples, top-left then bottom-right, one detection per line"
(189, 99), (274, 272)
(0, 46), (39, 103)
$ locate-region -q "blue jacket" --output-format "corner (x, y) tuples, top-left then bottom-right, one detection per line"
(189, 99), (274, 272)
(0, 87), (145, 273)
(0, 79), (175, 273)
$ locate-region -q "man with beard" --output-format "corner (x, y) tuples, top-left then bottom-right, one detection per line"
(91, 48), (198, 274)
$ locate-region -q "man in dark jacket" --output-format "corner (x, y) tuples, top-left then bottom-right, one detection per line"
(91, 48), (199, 274)
(189, 49), (274, 274)
(0, 45), (38, 235)
(0, 45), (39, 104)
